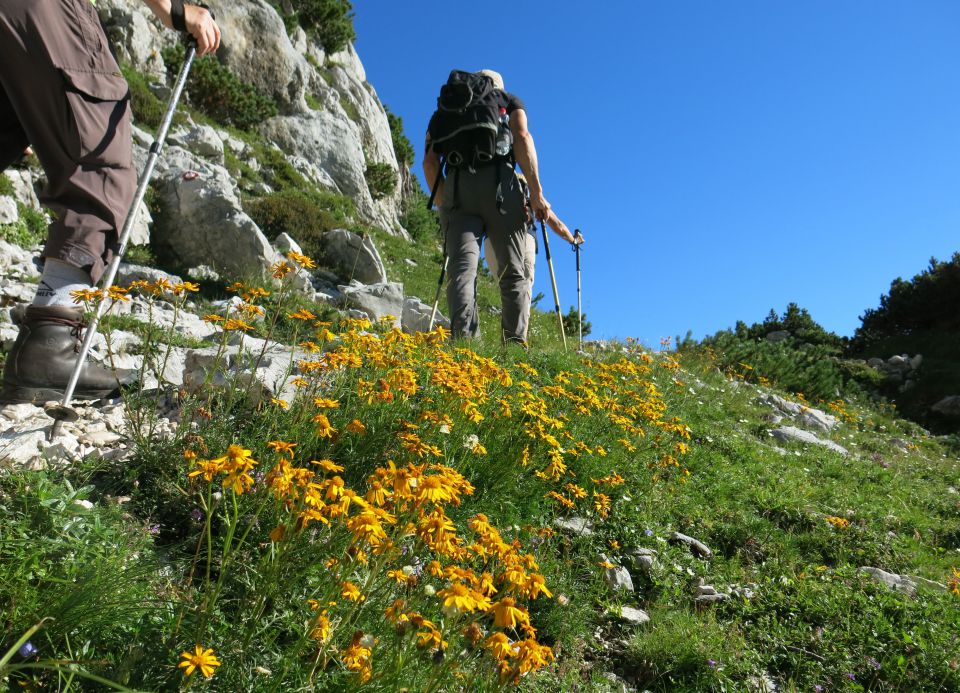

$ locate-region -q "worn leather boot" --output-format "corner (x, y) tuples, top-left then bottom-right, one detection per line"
(1, 305), (136, 405)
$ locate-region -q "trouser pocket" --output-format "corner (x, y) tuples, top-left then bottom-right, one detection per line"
(60, 67), (131, 167)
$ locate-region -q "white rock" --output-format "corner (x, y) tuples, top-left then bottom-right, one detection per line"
(402, 297), (449, 334)
(769, 426), (848, 456)
(553, 516), (594, 537)
(670, 531), (713, 558)
(0, 196), (18, 224)
(340, 282), (404, 327)
(608, 605), (650, 625)
(859, 566), (917, 596)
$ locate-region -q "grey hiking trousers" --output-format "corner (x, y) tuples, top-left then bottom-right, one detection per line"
(0, 0), (136, 284)
(442, 160), (529, 342)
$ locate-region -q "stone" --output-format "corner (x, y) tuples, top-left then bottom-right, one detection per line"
(402, 297), (450, 334)
(206, 0), (310, 111)
(859, 566), (917, 596)
(187, 265), (221, 282)
(607, 605), (650, 625)
(887, 355), (908, 366)
(770, 426), (848, 456)
(116, 264), (184, 288)
(932, 396), (960, 417)
(3, 170), (41, 210)
(630, 548), (659, 574)
(167, 125), (225, 164)
(182, 342), (305, 406)
(867, 357), (885, 368)
(340, 282), (404, 327)
(694, 593), (729, 606)
(0, 196), (18, 224)
(274, 232), (304, 256)
(553, 516), (594, 536)
(0, 428), (47, 468)
(319, 229), (388, 285)
(260, 113), (402, 232)
(797, 408), (838, 434)
(154, 155), (282, 279)
(910, 354), (923, 370)
(601, 555), (634, 593)
(670, 531), (713, 559)
(96, 0), (168, 78)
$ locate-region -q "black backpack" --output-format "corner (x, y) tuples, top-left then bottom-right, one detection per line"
(428, 70), (512, 170)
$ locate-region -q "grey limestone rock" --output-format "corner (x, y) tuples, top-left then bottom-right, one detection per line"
(859, 566), (917, 596)
(932, 396), (960, 417)
(770, 426), (848, 456)
(340, 282), (404, 327)
(0, 196), (18, 224)
(600, 555), (634, 593)
(167, 125), (225, 164)
(670, 531), (713, 559)
(402, 297), (449, 334)
(320, 229), (388, 285)
(553, 516), (594, 537)
(607, 605), (650, 625)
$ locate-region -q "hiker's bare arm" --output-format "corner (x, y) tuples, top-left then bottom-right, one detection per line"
(510, 109), (550, 220)
(423, 134), (445, 204)
(546, 210), (576, 244)
(141, 0), (221, 55)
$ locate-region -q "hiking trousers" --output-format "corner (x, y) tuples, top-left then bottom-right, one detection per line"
(0, 0), (136, 284)
(484, 232), (536, 341)
(442, 161), (529, 342)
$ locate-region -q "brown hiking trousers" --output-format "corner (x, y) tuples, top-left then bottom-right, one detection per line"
(0, 0), (136, 283)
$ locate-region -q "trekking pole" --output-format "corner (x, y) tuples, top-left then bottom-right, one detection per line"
(540, 219), (567, 352)
(428, 255), (448, 331)
(45, 43), (200, 440)
(573, 229), (584, 347)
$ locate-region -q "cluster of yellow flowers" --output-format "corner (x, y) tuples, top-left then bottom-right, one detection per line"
(824, 515), (851, 530)
(173, 251), (692, 685)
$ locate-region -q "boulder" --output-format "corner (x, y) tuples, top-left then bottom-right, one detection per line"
(402, 297), (450, 334)
(182, 342), (304, 406)
(320, 229), (387, 284)
(600, 555), (634, 593)
(770, 426), (848, 456)
(859, 566), (917, 596)
(167, 125), (225, 164)
(340, 282), (404, 327)
(154, 153), (282, 279)
(669, 532), (713, 559)
(2, 170), (41, 210)
(0, 196), (18, 224)
(205, 0), (310, 112)
(932, 396), (960, 417)
(553, 516), (594, 537)
(116, 264), (184, 288)
(96, 0), (169, 78)
(607, 605), (650, 625)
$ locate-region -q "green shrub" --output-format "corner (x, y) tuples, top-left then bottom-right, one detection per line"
(162, 45), (278, 131)
(0, 173), (15, 197)
(0, 204), (46, 248)
(246, 188), (355, 258)
(289, 0), (356, 54)
(364, 162), (396, 200)
(562, 306), (591, 338)
(384, 106), (414, 167)
(399, 189), (438, 243)
(123, 244), (157, 267)
(121, 65), (166, 130)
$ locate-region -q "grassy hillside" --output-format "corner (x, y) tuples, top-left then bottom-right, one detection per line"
(1, 271), (958, 691)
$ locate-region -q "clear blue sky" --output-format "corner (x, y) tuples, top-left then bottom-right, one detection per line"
(353, 1), (960, 345)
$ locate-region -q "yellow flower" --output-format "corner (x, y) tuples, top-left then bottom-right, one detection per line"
(267, 440), (297, 458)
(313, 397), (340, 408)
(107, 285), (130, 302)
(346, 419), (367, 434)
(341, 581), (365, 602)
(178, 645), (221, 678)
(70, 288), (103, 304)
(287, 250), (316, 268)
(438, 582), (489, 614)
(490, 596), (529, 629)
(312, 413), (337, 439)
(312, 458), (344, 473)
(486, 632), (515, 661)
(825, 516), (850, 530)
(309, 609), (332, 642)
(269, 397), (289, 409)
(948, 568), (960, 597)
(288, 308), (317, 321)
(271, 261), (293, 279)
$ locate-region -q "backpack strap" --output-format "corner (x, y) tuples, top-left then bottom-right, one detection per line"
(426, 158), (444, 211)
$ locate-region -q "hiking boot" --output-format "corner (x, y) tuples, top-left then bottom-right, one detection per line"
(0, 305), (136, 405)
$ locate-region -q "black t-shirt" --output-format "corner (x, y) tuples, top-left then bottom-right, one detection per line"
(499, 90), (525, 115)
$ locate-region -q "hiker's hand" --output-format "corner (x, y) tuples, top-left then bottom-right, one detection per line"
(186, 4), (221, 55)
(572, 231), (585, 246)
(530, 191), (551, 221)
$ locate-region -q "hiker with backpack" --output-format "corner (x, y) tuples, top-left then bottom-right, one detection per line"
(483, 172), (581, 342)
(423, 69), (551, 343)
(0, 0), (220, 404)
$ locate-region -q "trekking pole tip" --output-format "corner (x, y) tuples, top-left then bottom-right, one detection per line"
(44, 402), (79, 441)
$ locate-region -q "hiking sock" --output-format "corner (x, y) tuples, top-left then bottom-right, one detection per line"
(32, 259), (92, 307)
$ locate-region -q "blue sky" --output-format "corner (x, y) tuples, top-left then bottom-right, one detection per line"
(353, 1), (960, 346)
